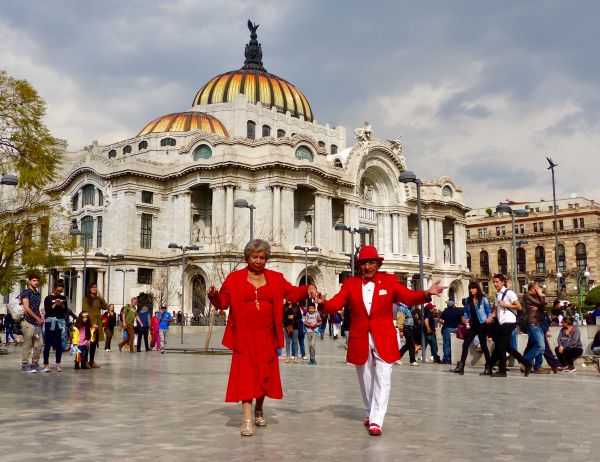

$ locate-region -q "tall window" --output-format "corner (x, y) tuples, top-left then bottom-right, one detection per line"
(98, 190), (103, 206)
(498, 249), (508, 275)
(277, 129), (285, 138)
(108, 149), (117, 159)
(576, 243), (587, 270)
(558, 244), (566, 273)
(466, 252), (471, 271)
(81, 216), (93, 248)
(480, 251), (489, 276)
(535, 246), (546, 273)
(141, 191), (154, 204)
(138, 140), (148, 150)
(331, 144), (338, 154)
(262, 125), (271, 137)
(123, 145), (132, 154)
(140, 213), (152, 249)
(82, 185), (95, 206)
(516, 248), (526, 274)
(247, 120), (256, 139)
(318, 141), (326, 149)
(96, 216), (103, 248)
(137, 268), (153, 285)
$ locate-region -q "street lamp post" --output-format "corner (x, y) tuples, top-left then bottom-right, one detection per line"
(399, 171), (427, 362)
(234, 198), (256, 241)
(168, 243), (200, 344)
(547, 157), (561, 297)
(576, 268), (591, 308)
(334, 224), (369, 276)
(115, 268), (135, 308)
(294, 245), (320, 308)
(94, 252), (124, 305)
(70, 219), (92, 295)
(496, 205), (529, 291)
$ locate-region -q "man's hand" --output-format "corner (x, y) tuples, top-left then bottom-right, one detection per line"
(426, 280), (448, 296)
(546, 331), (552, 338)
(307, 284), (319, 300)
(207, 286), (218, 299)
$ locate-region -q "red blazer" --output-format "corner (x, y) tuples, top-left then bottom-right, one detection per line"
(322, 272), (430, 365)
(209, 268), (309, 351)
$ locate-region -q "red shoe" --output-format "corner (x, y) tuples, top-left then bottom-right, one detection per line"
(363, 418), (370, 427)
(368, 423), (382, 436)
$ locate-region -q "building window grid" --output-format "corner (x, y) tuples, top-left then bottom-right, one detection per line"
(82, 185), (95, 207)
(575, 243), (587, 270)
(480, 251), (490, 276)
(516, 248), (527, 274)
(498, 249), (508, 275)
(262, 125), (271, 137)
(247, 120), (256, 139)
(96, 216), (103, 248)
(137, 268), (153, 285)
(558, 244), (567, 273)
(535, 246), (546, 273)
(81, 216), (93, 248)
(141, 191), (154, 204)
(140, 213), (152, 249)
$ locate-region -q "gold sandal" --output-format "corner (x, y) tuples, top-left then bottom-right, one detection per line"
(240, 419), (254, 436)
(255, 410), (267, 427)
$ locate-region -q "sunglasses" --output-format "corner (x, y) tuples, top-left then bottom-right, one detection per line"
(360, 259), (381, 266)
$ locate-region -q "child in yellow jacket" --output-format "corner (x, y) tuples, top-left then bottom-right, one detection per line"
(72, 311), (96, 370)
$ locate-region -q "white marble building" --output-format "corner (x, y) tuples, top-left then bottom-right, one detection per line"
(43, 23), (470, 314)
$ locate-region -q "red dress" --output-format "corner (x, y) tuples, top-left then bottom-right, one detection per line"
(225, 281), (282, 402)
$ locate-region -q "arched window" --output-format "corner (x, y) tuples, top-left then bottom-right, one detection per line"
(138, 140), (148, 150)
(295, 145), (314, 161)
(160, 137), (176, 147)
(466, 252), (471, 271)
(108, 149), (117, 159)
(498, 249), (508, 275)
(262, 125), (271, 137)
(277, 129), (285, 138)
(81, 185), (95, 207)
(81, 216), (93, 248)
(331, 144), (338, 154)
(123, 145), (132, 154)
(318, 141), (326, 149)
(480, 251), (489, 276)
(192, 144), (212, 160)
(535, 246), (546, 273)
(333, 159), (343, 168)
(247, 120), (256, 139)
(557, 244), (566, 273)
(442, 185), (453, 198)
(71, 193), (79, 211)
(517, 247), (526, 274)
(576, 243), (587, 270)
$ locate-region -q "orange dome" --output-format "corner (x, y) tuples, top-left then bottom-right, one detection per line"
(138, 111), (229, 137)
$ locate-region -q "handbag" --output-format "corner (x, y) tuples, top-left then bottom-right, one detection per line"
(285, 324), (294, 335)
(456, 324), (468, 340)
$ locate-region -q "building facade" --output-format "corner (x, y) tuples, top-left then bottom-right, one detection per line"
(33, 23), (469, 314)
(466, 196), (599, 303)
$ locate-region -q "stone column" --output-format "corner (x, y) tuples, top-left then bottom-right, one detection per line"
(428, 219), (436, 259)
(225, 186), (235, 244)
(123, 191), (136, 254)
(383, 214), (393, 254)
(272, 186), (281, 245)
(453, 221), (460, 265)
(280, 186), (295, 251)
(180, 191), (192, 245)
(377, 213), (385, 250)
(391, 213), (399, 254)
(343, 202), (351, 252)
(96, 270), (105, 296)
(399, 214), (408, 255)
(210, 186), (225, 243)
(435, 219), (444, 264)
(314, 193), (323, 249)
(317, 194), (332, 253)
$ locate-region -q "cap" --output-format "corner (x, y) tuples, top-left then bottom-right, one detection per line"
(356, 245), (384, 263)
(160, 304), (167, 309)
(446, 300), (455, 308)
(425, 303), (436, 310)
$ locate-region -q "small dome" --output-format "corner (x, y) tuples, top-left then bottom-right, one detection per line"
(191, 21), (314, 122)
(138, 111), (229, 137)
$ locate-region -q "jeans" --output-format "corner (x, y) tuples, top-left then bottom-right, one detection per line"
(6, 327), (16, 343)
(423, 332), (440, 360)
(555, 346), (583, 367)
(441, 328), (457, 364)
(490, 322), (526, 372)
(522, 325), (545, 363)
(119, 325), (135, 351)
(399, 325), (416, 363)
(104, 327), (114, 350)
(137, 329), (150, 351)
(459, 325), (491, 366)
(285, 329), (299, 357)
(43, 321), (63, 365)
(307, 332), (317, 359)
(21, 321), (42, 366)
(298, 330), (306, 357)
(159, 329), (168, 351)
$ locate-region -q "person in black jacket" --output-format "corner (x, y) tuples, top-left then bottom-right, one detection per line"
(103, 304), (117, 351)
(283, 302), (302, 363)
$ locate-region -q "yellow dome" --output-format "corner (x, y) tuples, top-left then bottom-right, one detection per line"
(192, 70), (313, 122)
(138, 111), (229, 137)
(191, 20), (314, 122)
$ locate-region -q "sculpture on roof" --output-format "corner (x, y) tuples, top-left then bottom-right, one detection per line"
(243, 19), (264, 70)
(354, 121), (372, 142)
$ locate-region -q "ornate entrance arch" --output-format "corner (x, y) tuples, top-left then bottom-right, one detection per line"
(192, 274), (207, 316)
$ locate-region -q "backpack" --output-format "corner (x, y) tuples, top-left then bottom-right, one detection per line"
(7, 296), (25, 322)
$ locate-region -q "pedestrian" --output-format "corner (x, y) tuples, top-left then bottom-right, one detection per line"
(20, 273), (44, 373)
(332, 310), (342, 339)
(450, 282), (493, 375)
(423, 303), (442, 364)
(522, 307), (563, 374)
(136, 305), (151, 352)
(297, 304), (308, 361)
(488, 274), (531, 377)
(438, 300), (462, 364)
(208, 239), (318, 436)
(555, 317), (583, 372)
(304, 302), (321, 365)
(157, 304), (172, 353)
(41, 282), (73, 372)
(318, 311), (328, 340)
(118, 297), (139, 353)
(342, 306), (351, 349)
(283, 301), (301, 363)
(397, 303), (418, 366)
(318, 245), (446, 436)
(150, 309), (160, 350)
(103, 304), (117, 351)
(519, 282), (548, 375)
(82, 283), (108, 368)
(72, 311), (94, 369)
(4, 311), (16, 345)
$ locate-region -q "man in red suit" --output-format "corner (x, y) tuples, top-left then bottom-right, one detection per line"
(319, 246), (446, 435)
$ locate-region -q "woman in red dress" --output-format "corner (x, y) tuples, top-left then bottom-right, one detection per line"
(208, 239), (318, 436)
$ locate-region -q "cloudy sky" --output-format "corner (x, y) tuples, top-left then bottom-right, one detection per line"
(2, 0), (599, 207)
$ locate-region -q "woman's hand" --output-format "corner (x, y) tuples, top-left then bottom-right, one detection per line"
(426, 280), (448, 296)
(207, 286), (219, 299)
(307, 284), (319, 300)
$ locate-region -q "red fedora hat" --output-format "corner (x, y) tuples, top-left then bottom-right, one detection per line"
(356, 245), (384, 263)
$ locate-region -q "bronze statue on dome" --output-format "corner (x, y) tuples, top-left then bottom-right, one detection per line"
(243, 19), (264, 70)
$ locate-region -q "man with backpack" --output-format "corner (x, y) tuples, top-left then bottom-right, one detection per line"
(20, 273), (44, 372)
(488, 274), (531, 377)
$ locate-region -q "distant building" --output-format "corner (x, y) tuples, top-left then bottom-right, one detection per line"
(466, 196), (599, 303)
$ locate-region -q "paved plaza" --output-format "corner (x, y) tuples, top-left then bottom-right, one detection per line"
(2, 331), (599, 462)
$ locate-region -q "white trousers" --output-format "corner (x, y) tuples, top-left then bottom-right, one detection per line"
(355, 341), (393, 427)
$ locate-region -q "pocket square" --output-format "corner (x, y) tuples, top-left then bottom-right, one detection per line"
(379, 289), (387, 295)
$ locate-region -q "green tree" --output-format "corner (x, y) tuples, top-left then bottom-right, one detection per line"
(585, 285), (600, 307)
(0, 70), (68, 292)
